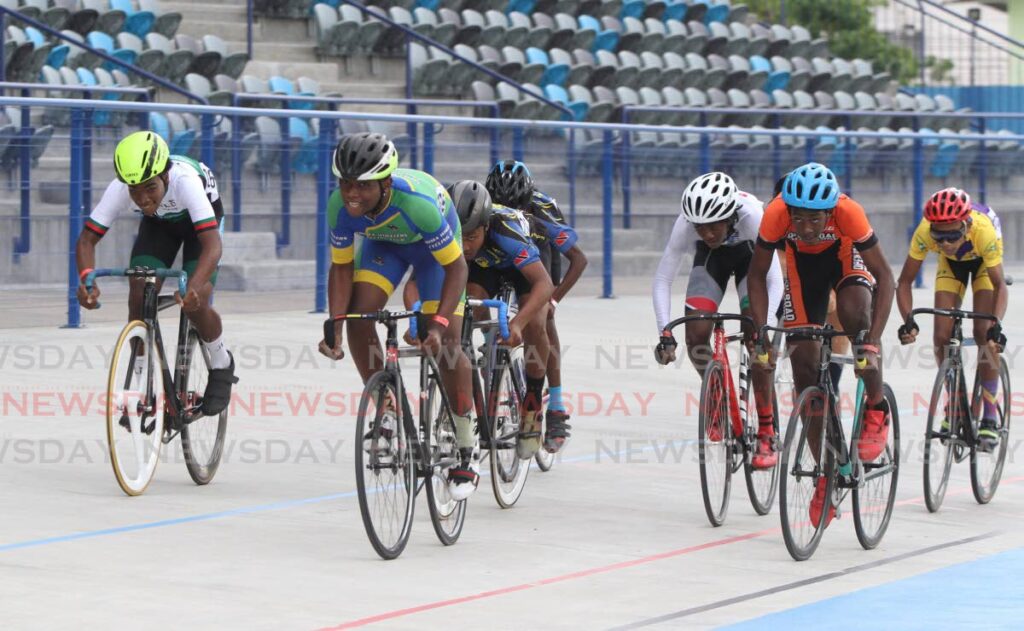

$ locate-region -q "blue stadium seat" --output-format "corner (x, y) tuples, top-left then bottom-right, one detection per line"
(620, 0), (644, 19)
(578, 14), (618, 51)
(526, 47), (569, 86)
(110, 0), (155, 38)
(506, 0), (536, 14)
(87, 31), (138, 71)
(663, 0), (686, 22)
(544, 83), (588, 121)
(705, 2), (730, 24)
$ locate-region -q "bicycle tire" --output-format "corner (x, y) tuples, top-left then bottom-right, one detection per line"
(853, 383), (900, 549)
(180, 326), (228, 486)
(971, 357), (1011, 504)
(355, 371), (415, 560)
(422, 361), (467, 546)
(779, 386), (832, 561)
(106, 320), (165, 497)
(488, 350), (529, 508)
(923, 358), (957, 513)
(745, 389), (780, 516)
(698, 360), (732, 527)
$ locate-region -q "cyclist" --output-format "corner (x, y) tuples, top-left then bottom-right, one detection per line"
(485, 160), (587, 453)
(75, 131), (237, 416)
(652, 172), (784, 469)
(452, 179), (555, 459)
(896, 188), (1007, 452)
(748, 162), (896, 527)
(318, 132), (478, 500)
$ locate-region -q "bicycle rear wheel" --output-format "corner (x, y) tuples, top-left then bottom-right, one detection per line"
(971, 357), (1011, 504)
(745, 390), (780, 516)
(179, 327), (228, 486)
(698, 360), (732, 527)
(488, 347), (529, 508)
(422, 368), (467, 546)
(355, 371), (415, 560)
(106, 321), (165, 496)
(923, 359), (957, 513)
(853, 383), (900, 550)
(779, 386), (831, 561)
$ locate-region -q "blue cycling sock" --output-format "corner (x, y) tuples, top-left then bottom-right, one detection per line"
(548, 386), (565, 412)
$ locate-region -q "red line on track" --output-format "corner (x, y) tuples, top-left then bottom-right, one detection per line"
(322, 475), (1024, 630)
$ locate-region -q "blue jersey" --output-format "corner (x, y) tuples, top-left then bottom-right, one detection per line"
(526, 190), (578, 254)
(472, 204), (541, 271)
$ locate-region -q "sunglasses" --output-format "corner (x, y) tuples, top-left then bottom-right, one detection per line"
(930, 228), (965, 243)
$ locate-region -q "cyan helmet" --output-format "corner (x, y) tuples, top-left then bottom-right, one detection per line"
(781, 162), (840, 210)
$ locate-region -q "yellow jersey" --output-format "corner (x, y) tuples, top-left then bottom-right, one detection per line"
(908, 209), (1002, 267)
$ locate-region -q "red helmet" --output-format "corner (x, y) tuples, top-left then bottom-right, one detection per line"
(924, 187), (971, 223)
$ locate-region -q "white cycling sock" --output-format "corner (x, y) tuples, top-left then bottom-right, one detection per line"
(454, 413), (476, 451)
(202, 334), (231, 370)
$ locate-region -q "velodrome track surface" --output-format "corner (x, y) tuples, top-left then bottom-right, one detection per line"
(2, 276), (1022, 629)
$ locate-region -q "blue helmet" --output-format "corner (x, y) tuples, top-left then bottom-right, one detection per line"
(781, 162), (840, 210)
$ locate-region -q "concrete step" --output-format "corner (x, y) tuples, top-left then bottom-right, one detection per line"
(253, 42), (319, 64)
(574, 227), (662, 251)
(220, 231), (278, 264)
(166, 3), (246, 22)
(582, 251), (664, 278)
(217, 259), (316, 291)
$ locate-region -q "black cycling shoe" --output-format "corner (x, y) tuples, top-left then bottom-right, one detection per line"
(201, 352), (238, 416)
(543, 409), (572, 454)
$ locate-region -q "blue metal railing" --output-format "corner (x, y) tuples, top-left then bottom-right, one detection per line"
(5, 97), (1024, 325)
(231, 93), (501, 246)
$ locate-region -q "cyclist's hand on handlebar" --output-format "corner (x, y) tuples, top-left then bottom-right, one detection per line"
(751, 333), (776, 370)
(897, 319), (919, 345)
(176, 286), (202, 313)
(654, 332), (677, 365)
(854, 336), (880, 374)
(319, 320), (345, 361)
(503, 320), (524, 347)
(987, 322), (1006, 354)
(421, 321), (445, 357)
(77, 282), (100, 309)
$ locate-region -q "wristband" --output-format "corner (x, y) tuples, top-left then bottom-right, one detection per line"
(859, 344), (880, 355)
(333, 314), (346, 321)
(432, 315), (450, 329)
(79, 267), (94, 283)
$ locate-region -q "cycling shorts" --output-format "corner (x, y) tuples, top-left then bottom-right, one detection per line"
(356, 238), (465, 316)
(129, 198), (224, 286)
(936, 256), (992, 298)
(781, 238), (873, 329)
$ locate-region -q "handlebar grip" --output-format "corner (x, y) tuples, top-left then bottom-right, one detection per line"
(479, 299), (511, 340)
(408, 300), (422, 339)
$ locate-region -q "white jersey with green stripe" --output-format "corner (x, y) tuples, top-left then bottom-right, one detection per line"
(85, 155), (220, 237)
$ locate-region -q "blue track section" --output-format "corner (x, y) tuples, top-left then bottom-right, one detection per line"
(723, 547), (1024, 630)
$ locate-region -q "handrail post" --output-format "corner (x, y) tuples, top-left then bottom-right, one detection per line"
(231, 106), (241, 231)
(512, 126), (524, 161)
(0, 13), (6, 84)
(278, 114), (291, 251)
(621, 109), (630, 229)
(771, 113), (781, 183)
(567, 127), (576, 226)
(912, 116), (924, 288)
(489, 105), (499, 168)
(405, 33), (418, 170)
(978, 116), (987, 204)
(13, 89), (30, 260)
(423, 121), (434, 174)
(601, 129), (614, 299)
(201, 113), (215, 170)
(699, 111), (710, 172)
(314, 116), (334, 313)
(843, 113), (853, 195)
(65, 108), (85, 328)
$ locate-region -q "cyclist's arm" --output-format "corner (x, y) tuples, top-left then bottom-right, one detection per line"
(858, 243), (895, 344)
(651, 215), (693, 332)
(987, 262), (1008, 320)
(436, 255), (468, 322)
(328, 261), (354, 318)
(516, 260), (555, 325)
(896, 255), (923, 322)
(190, 230), (221, 290)
(75, 229), (101, 279)
(553, 243), (586, 303)
(748, 241), (776, 333)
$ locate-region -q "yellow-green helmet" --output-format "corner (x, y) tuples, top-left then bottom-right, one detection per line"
(114, 131), (169, 185)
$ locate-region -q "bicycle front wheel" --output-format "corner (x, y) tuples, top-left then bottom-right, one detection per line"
(179, 327), (228, 486)
(779, 386), (832, 561)
(853, 383), (900, 550)
(698, 360), (732, 527)
(355, 371), (415, 560)
(971, 357), (1012, 504)
(745, 390), (780, 516)
(106, 320), (165, 496)
(923, 358), (957, 513)
(488, 348), (529, 508)
(422, 368), (467, 546)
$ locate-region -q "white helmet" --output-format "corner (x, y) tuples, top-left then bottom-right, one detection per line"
(680, 172), (740, 224)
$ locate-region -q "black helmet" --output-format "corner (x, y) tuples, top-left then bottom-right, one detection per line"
(332, 132), (398, 181)
(448, 180), (493, 233)
(485, 159), (534, 209)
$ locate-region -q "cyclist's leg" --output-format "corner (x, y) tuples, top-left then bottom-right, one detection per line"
(969, 263), (1001, 446)
(826, 291), (846, 389)
(738, 251), (781, 467)
(933, 256), (968, 365)
(541, 243), (566, 412)
(127, 216), (182, 321)
(348, 240), (403, 384)
(683, 243), (727, 375)
(511, 266), (550, 426)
